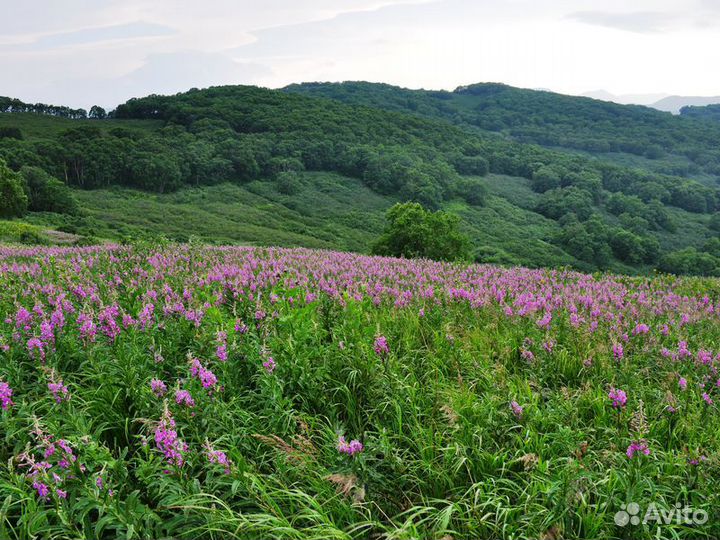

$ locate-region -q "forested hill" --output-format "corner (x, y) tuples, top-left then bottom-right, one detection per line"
(681, 103), (720, 122)
(1, 83), (720, 276)
(284, 81), (720, 179)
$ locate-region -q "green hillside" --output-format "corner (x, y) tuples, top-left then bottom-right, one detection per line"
(22, 173), (573, 268)
(284, 81), (720, 180)
(1, 84), (720, 275)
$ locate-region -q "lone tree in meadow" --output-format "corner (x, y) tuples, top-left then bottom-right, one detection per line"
(371, 202), (471, 262)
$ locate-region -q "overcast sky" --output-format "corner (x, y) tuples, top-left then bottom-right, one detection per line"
(2, 0), (720, 109)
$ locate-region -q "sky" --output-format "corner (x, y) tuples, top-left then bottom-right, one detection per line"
(2, 0), (720, 109)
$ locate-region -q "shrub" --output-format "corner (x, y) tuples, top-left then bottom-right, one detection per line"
(371, 202), (471, 261)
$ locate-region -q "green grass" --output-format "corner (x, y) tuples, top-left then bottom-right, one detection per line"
(20, 170), (716, 274)
(0, 220), (49, 244)
(0, 113), (161, 139)
(22, 172), (582, 267)
(25, 173), (393, 252)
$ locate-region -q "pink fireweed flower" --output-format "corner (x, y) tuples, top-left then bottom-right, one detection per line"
(337, 435), (364, 456)
(55, 488), (67, 499)
(632, 323), (650, 336)
(626, 441), (650, 459)
(608, 387), (627, 409)
(27, 337), (45, 361)
(678, 377), (688, 390)
(0, 381), (14, 410)
(234, 320), (248, 334)
(216, 343), (228, 362)
(374, 336), (390, 356)
(198, 367), (217, 389)
(190, 358), (218, 390)
(32, 481), (49, 499)
(697, 350), (713, 365)
(154, 407), (187, 467)
(175, 389), (195, 408)
(189, 357), (201, 377)
(138, 303), (155, 330)
(612, 343), (624, 361)
(15, 306), (33, 331)
(536, 311), (552, 329)
(702, 392), (714, 406)
(77, 313), (97, 342)
(688, 455), (708, 466)
(510, 401), (524, 419)
(205, 441), (232, 474)
(150, 379), (167, 397)
(48, 380), (70, 404)
(40, 321), (55, 345)
(262, 356), (276, 374)
(57, 439), (73, 456)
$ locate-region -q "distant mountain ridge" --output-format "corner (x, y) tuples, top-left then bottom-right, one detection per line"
(651, 95), (720, 114)
(581, 90), (720, 114)
(581, 90), (669, 106)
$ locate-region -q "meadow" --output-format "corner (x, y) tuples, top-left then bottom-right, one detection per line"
(0, 243), (719, 539)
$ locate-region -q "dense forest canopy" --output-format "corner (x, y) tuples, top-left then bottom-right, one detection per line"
(285, 81), (720, 179)
(681, 103), (720, 122)
(1, 83), (720, 275)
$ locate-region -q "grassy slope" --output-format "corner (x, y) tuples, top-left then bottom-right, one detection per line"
(0, 112), (160, 137)
(22, 171), (579, 268)
(22, 170), (715, 273)
(27, 173), (391, 252)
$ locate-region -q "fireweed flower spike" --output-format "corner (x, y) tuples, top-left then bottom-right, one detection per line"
(48, 379), (70, 404)
(154, 405), (187, 467)
(262, 356), (276, 373)
(608, 387), (627, 409)
(626, 441), (651, 459)
(337, 435), (364, 456)
(374, 336), (389, 356)
(175, 389), (195, 408)
(0, 380), (13, 410)
(510, 401), (524, 419)
(150, 379), (168, 397)
(204, 440), (232, 474)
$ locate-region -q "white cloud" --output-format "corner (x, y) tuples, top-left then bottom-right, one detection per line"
(1, 0), (719, 108)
